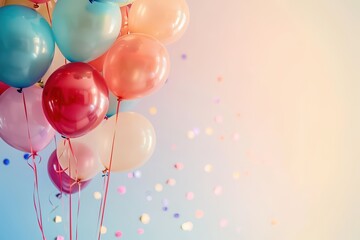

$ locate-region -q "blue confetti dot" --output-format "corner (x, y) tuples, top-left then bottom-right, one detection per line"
(3, 158), (10, 165)
(23, 153), (30, 160)
(162, 207), (168, 212)
(173, 213), (180, 218)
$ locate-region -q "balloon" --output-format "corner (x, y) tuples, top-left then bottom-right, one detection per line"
(29, 0), (50, 3)
(0, 82), (10, 95)
(106, 92), (140, 117)
(88, 51), (107, 73)
(42, 62), (109, 138)
(47, 150), (91, 194)
(57, 139), (102, 181)
(0, 86), (55, 153)
(120, 5), (130, 36)
(2, 0), (56, 24)
(41, 45), (65, 85)
(52, 0), (121, 62)
(103, 34), (170, 100)
(0, 5), (55, 88)
(80, 112), (156, 172)
(93, 0), (134, 7)
(128, 0), (190, 44)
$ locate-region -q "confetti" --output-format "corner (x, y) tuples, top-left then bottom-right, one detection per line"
(155, 184), (163, 192)
(93, 192), (102, 200)
(219, 218), (228, 228)
(115, 231), (122, 238)
(174, 162), (184, 170)
(205, 128), (213, 136)
(213, 97), (221, 104)
(23, 153), (30, 160)
(162, 198), (169, 206)
(186, 192), (194, 200)
(271, 219), (278, 226)
(213, 186), (223, 196)
(195, 210), (204, 219)
(134, 170), (142, 178)
(56, 236), (64, 240)
(187, 131), (195, 139)
(166, 178), (176, 186)
(3, 158), (10, 166)
(117, 186), (126, 195)
(149, 107), (157, 115)
(54, 216), (62, 223)
(193, 128), (200, 135)
(140, 213), (150, 224)
(146, 195), (153, 201)
(217, 76), (223, 82)
(127, 172), (134, 178)
(214, 115), (223, 123)
(100, 226), (107, 234)
(204, 164), (213, 173)
(232, 133), (240, 141)
(173, 213), (180, 218)
(181, 222), (193, 231)
(137, 228), (144, 235)
(233, 172), (240, 180)
(181, 53), (187, 60)
(162, 207), (168, 212)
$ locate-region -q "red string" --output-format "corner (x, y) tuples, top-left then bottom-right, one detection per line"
(97, 99), (122, 240)
(96, 175), (107, 235)
(22, 91), (47, 240)
(45, 2), (52, 25)
(75, 182), (81, 240)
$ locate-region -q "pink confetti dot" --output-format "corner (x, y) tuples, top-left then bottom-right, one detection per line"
(56, 236), (64, 240)
(219, 218), (229, 228)
(214, 185), (223, 196)
(127, 172), (134, 178)
(174, 162), (184, 170)
(213, 97), (221, 104)
(186, 192), (194, 200)
(137, 228), (144, 235)
(166, 178), (176, 186)
(117, 186), (126, 195)
(214, 115), (223, 123)
(115, 231), (122, 238)
(233, 133), (240, 141)
(195, 210), (204, 219)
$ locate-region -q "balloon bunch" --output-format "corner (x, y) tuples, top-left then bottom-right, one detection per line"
(0, 0), (189, 239)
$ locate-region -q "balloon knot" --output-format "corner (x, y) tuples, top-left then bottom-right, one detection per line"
(61, 135), (67, 139)
(104, 115), (108, 120)
(89, 0), (94, 3)
(33, 3), (39, 8)
(102, 169), (109, 177)
(17, 88), (23, 93)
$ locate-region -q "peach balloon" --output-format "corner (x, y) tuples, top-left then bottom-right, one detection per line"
(103, 33), (170, 100)
(3, 0), (56, 24)
(128, 0), (190, 44)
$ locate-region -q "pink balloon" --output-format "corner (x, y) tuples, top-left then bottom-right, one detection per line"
(0, 86), (55, 153)
(48, 150), (91, 194)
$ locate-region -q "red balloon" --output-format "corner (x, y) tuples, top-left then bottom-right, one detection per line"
(103, 33), (170, 100)
(42, 62), (109, 138)
(47, 150), (91, 194)
(0, 82), (10, 95)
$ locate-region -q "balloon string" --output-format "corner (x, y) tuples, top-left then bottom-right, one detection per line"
(97, 99), (121, 240)
(75, 182), (81, 240)
(69, 183), (73, 240)
(45, 2), (52, 25)
(96, 175), (107, 236)
(22, 91), (46, 240)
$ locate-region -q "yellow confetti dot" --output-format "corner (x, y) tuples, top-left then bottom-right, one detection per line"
(155, 183), (163, 192)
(205, 128), (213, 136)
(54, 215), (62, 223)
(181, 221), (193, 231)
(187, 131), (195, 139)
(204, 164), (213, 173)
(233, 171), (240, 179)
(271, 219), (278, 226)
(149, 107), (157, 115)
(100, 226), (107, 234)
(93, 191), (102, 200)
(140, 213), (151, 224)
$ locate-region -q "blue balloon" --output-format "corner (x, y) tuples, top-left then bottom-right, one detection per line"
(0, 6), (55, 88)
(106, 92), (140, 117)
(52, 0), (121, 62)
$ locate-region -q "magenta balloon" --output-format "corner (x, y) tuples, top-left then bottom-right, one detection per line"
(0, 86), (55, 153)
(47, 150), (90, 194)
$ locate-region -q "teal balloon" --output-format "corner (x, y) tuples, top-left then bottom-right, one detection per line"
(0, 6), (55, 88)
(107, 92), (140, 117)
(52, 0), (121, 62)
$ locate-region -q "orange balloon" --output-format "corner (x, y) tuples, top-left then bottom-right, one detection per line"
(3, 0), (55, 24)
(103, 33), (170, 100)
(128, 0), (190, 44)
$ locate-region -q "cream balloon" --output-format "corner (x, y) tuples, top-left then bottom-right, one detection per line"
(80, 112), (156, 172)
(128, 0), (190, 44)
(57, 139), (103, 181)
(42, 45), (65, 85)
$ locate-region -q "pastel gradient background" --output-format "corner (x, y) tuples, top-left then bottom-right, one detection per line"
(1, 0), (360, 239)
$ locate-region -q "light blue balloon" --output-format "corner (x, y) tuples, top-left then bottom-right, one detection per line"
(107, 92), (140, 117)
(0, 5), (55, 88)
(52, 0), (121, 62)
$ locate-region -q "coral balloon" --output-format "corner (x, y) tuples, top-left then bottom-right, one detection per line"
(0, 5), (55, 88)
(88, 51), (107, 73)
(0, 86), (55, 153)
(42, 62), (109, 138)
(47, 150), (91, 194)
(3, 0), (56, 24)
(79, 112), (156, 172)
(103, 34), (170, 99)
(128, 0), (190, 44)
(0, 82), (10, 95)
(52, 0), (121, 62)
